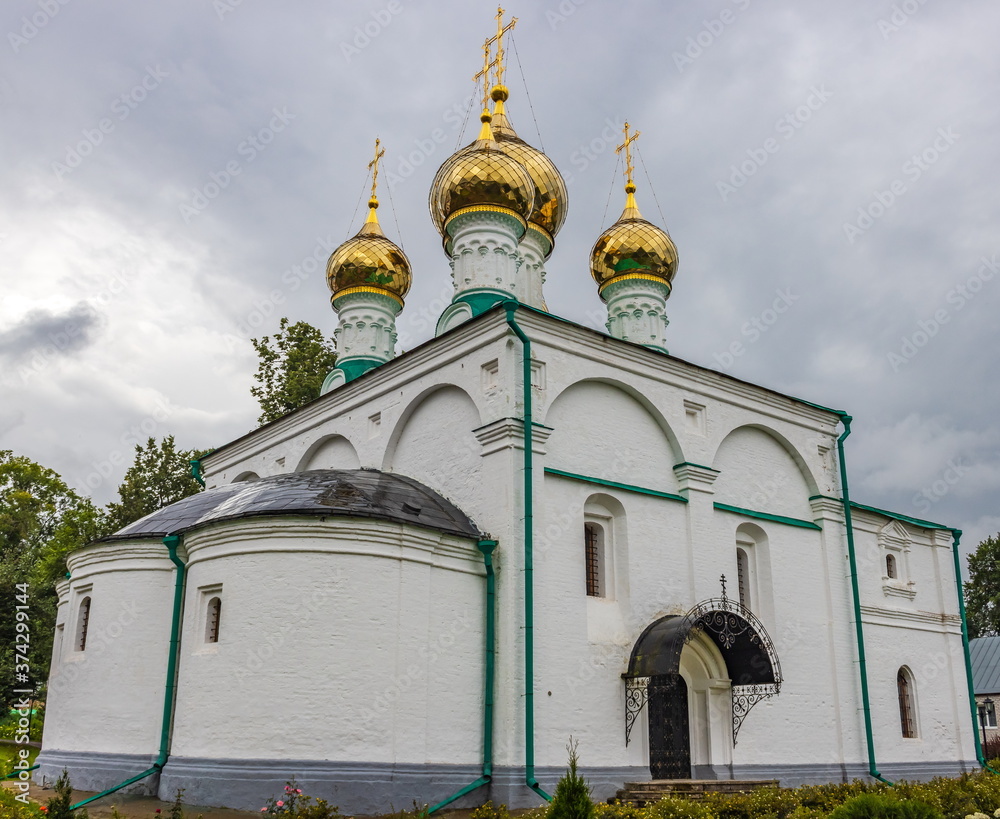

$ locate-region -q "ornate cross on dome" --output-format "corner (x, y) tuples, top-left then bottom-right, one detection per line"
(368, 137), (385, 207)
(616, 121), (641, 191)
(472, 6), (517, 108)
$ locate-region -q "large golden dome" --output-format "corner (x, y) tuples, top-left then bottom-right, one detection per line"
(490, 86), (568, 247)
(429, 110), (535, 239)
(327, 199), (412, 306)
(590, 185), (678, 297)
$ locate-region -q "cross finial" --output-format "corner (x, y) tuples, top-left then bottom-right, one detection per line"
(615, 121), (641, 191)
(473, 6), (517, 107)
(473, 39), (495, 110)
(720, 574), (728, 600)
(367, 137), (385, 207)
(490, 6), (517, 88)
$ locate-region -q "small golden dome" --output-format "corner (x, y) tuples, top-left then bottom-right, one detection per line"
(327, 199), (412, 306)
(490, 87), (568, 247)
(590, 189), (678, 297)
(429, 110), (535, 239)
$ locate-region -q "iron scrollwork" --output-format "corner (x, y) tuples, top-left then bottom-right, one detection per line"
(624, 583), (783, 747)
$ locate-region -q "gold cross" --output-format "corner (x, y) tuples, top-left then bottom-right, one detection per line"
(368, 137), (385, 202)
(616, 121), (641, 187)
(487, 6), (517, 88)
(472, 39), (496, 110)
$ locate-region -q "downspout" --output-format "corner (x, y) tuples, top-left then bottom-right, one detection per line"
(836, 415), (893, 786)
(428, 539), (498, 813)
(949, 529), (1000, 774)
(69, 534), (187, 810)
(189, 459), (205, 488)
(504, 302), (552, 803)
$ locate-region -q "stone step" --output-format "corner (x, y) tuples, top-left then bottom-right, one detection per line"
(615, 779), (779, 806)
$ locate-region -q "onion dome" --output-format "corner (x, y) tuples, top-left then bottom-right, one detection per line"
(326, 196), (412, 307)
(429, 108), (535, 240)
(490, 85), (568, 250)
(590, 186), (678, 298)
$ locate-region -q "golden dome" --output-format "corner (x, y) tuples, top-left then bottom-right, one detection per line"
(429, 110), (535, 239)
(590, 185), (678, 297)
(490, 86), (568, 246)
(327, 199), (412, 306)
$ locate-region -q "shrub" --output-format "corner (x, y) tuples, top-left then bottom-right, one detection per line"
(471, 802), (510, 819)
(549, 739), (594, 819)
(260, 780), (341, 819)
(44, 770), (87, 819)
(827, 793), (942, 819)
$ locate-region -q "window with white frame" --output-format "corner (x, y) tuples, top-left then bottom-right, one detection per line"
(584, 496), (623, 602)
(199, 584), (224, 648)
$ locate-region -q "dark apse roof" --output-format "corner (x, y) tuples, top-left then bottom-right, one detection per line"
(971, 636), (1000, 694)
(101, 469), (483, 542)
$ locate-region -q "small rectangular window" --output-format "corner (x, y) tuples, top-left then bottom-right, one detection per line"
(206, 597), (222, 643)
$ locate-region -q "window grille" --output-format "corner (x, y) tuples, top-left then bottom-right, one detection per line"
(736, 548), (750, 609)
(886, 554), (897, 579)
(898, 669), (916, 738)
(585, 523), (601, 597)
(206, 597), (222, 643)
(77, 597), (91, 652)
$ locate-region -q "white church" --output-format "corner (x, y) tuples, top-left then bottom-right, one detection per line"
(37, 13), (982, 815)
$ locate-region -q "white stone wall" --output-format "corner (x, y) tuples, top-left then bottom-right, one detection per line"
(170, 518), (485, 764)
(42, 542), (177, 756)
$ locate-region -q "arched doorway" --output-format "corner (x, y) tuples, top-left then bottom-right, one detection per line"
(624, 591), (782, 779)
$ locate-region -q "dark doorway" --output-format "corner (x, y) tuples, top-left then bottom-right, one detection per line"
(647, 673), (690, 779)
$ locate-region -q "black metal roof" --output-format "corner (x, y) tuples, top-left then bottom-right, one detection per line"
(971, 636), (1000, 694)
(102, 469), (483, 542)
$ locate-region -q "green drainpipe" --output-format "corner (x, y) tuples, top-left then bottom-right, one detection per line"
(3, 764), (39, 781)
(189, 459), (205, 488)
(69, 534), (187, 810)
(949, 529), (1000, 775)
(836, 415), (893, 786)
(504, 302), (552, 803)
(428, 539), (498, 813)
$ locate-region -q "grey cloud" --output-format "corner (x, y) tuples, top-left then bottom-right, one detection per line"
(0, 303), (101, 360)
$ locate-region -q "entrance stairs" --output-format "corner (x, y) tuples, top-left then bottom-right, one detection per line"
(615, 779), (780, 806)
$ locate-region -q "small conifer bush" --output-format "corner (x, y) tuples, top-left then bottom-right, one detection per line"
(549, 738), (594, 819)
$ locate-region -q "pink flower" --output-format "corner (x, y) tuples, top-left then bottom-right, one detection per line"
(276, 801), (284, 807)
(260, 809), (267, 813)
(296, 790), (302, 795)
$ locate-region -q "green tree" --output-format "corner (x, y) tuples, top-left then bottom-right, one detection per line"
(549, 738), (593, 819)
(0, 452), (103, 708)
(104, 436), (207, 533)
(966, 533), (1000, 639)
(251, 317), (337, 425)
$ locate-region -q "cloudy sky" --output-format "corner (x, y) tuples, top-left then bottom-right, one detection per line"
(1, 0), (997, 564)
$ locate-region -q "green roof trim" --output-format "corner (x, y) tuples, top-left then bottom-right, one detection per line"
(847, 500), (954, 532)
(543, 468), (688, 503)
(713, 502), (822, 531)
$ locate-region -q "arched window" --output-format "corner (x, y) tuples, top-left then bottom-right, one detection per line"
(76, 597), (91, 652)
(897, 668), (917, 738)
(584, 523), (604, 597)
(886, 553), (897, 579)
(736, 548), (751, 609)
(205, 597), (222, 643)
